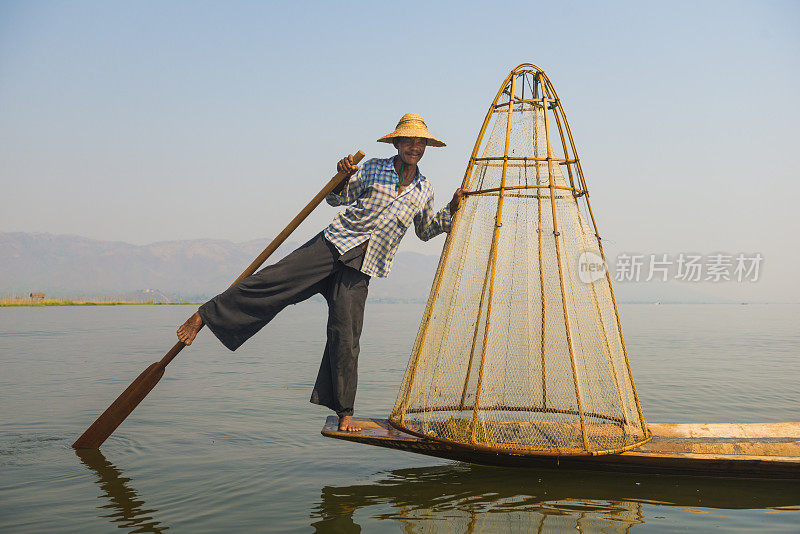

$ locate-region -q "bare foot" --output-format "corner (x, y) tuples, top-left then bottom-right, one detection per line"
(177, 312), (204, 345)
(338, 415), (361, 432)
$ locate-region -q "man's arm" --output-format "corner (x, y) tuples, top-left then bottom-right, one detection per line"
(414, 188), (465, 241)
(326, 154), (364, 206)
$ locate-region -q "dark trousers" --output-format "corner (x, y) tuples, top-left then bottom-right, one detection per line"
(197, 232), (370, 417)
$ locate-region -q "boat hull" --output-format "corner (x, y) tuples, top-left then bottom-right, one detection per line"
(322, 418), (800, 479)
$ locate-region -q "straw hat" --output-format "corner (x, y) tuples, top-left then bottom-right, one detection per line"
(377, 113), (446, 147)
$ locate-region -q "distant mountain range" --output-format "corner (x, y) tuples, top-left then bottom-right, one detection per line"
(0, 232), (440, 302)
(1, 232), (728, 304)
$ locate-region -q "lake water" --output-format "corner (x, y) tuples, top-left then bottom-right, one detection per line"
(1, 302), (799, 532)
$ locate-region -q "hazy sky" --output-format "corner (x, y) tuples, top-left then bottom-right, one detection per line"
(1, 1), (798, 301)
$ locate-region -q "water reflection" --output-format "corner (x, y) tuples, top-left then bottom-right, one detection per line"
(311, 463), (800, 532)
(75, 450), (169, 533)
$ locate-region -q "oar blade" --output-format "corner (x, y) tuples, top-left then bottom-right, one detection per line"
(72, 362), (166, 449)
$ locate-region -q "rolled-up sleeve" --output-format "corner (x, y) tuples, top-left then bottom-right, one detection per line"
(326, 170), (363, 206)
(414, 194), (452, 241)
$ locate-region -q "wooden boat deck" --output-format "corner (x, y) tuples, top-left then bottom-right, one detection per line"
(322, 417), (800, 479)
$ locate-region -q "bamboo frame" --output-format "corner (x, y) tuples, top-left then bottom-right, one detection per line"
(391, 419), (652, 457)
(541, 69), (649, 433)
(473, 162), (579, 171)
(467, 192), (584, 200)
(540, 75), (589, 451)
(534, 79), (547, 411)
(458, 244), (492, 408)
(427, 208), (474, 410)
(467, 184), (581, 193)
(392, 70), (514, 423)
(390, 63), (651, 456)
(473, 156), (577, 163)
(536, 67), (648, 442)
(469, 72), (516, 442)
(494, 97), (558, 108)
(403, 405), (629, 425)
(540, 79), (628, 422)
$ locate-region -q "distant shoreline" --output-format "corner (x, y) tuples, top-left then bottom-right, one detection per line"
(0, 298), (200, 307)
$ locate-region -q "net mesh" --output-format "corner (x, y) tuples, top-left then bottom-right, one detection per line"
(390, 65), (649, 455)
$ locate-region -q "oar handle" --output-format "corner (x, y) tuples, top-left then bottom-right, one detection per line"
(229, 150), (365, 287)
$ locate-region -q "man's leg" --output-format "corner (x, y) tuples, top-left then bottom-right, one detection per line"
(178, 233), (337, 350)
(310, 252), (370, 432)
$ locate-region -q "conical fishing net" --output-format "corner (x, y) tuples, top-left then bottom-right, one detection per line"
(390, 64), (650, 455)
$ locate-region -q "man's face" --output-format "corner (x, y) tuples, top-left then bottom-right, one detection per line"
(394, 137), (426, 166)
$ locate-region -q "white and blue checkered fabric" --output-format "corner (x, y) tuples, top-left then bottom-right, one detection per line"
(324, 156), (451, 278)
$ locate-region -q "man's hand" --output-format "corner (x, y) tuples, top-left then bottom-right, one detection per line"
(332, 154), (359, 194)
(449, 188), (466, 215)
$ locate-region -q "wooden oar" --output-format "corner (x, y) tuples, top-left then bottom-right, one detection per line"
(72, 150), (365, 449)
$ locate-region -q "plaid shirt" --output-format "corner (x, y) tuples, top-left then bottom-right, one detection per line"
(324, 156), (452, 278)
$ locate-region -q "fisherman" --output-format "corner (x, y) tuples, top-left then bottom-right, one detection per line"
(177, 113), (465, 432)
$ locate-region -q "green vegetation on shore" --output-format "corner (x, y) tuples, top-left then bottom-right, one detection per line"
(0, 298), (199, 307)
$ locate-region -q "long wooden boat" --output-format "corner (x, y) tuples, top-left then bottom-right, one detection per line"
(322, 417), (800, 479)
